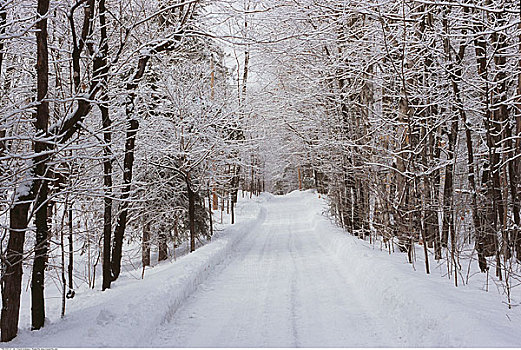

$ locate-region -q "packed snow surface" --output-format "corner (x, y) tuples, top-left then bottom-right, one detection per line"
(8, 191), (521, 347)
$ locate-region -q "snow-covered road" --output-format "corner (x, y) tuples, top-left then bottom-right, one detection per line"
(152, 193), (398, 347)
(149, 191), (521, 348)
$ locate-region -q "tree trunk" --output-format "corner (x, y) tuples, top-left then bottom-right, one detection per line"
(31, 0), (51, 330)
(60, 210), (66, 318)
(418, 6), (435, 256)
(207, 185), (214, 236)
(96, 0), (113, 291)
(111, 116), (137, 280)
(515, 19), (521, 260)
(158, 230), (168, 262)
(473, 7), (500, 263)
(395, 87), (410, 253)
(490, 22), (509, 259)
(1, 202), (29, 342)
(230, 165), (240, 225)
(188, 179), (196, 252)
(111, 74), (141, 279)
(67, 206), (74, 297)
(142, 221), (151, 266)
(231, 196), (235, 225)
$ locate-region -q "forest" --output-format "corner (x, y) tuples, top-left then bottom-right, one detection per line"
(1, 0), (521, 345)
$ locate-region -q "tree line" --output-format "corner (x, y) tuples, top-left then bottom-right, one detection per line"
(0, 0), (262, 342)
(247, 0), (520, 303)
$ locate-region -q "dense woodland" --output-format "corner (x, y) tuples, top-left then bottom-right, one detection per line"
(1, 0), (521, 343)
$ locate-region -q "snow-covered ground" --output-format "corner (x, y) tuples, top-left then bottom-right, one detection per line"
(8, 190), (521, 347)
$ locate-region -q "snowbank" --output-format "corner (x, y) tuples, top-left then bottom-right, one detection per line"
(301, 191), (521, 347)
(8, 195), (266, 347)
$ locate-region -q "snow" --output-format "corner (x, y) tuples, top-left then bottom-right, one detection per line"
(13, 160), (34, 200)
(8, 190), (521, 347)
(8, 195), (264, 347)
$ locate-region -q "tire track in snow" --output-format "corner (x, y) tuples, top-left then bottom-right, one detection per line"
(151, 194), (400, 347)
(149, 204), (269, 347)
(288, 225), (301, 348)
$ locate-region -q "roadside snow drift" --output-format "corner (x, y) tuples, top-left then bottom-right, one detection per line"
(8, 194), (265, 347)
